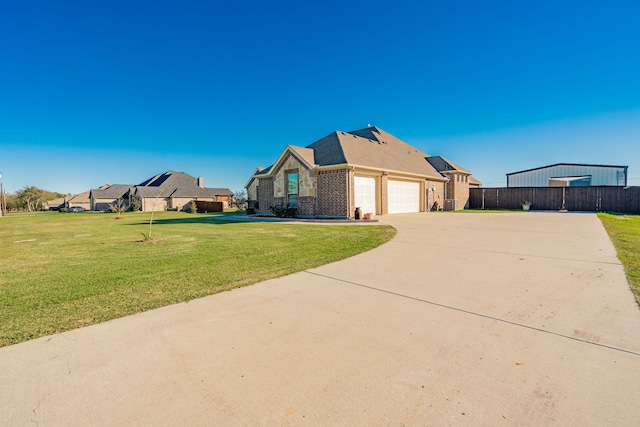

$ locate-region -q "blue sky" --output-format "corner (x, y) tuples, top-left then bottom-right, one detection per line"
(1, 0), (639, 194)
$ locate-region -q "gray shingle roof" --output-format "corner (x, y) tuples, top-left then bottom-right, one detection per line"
(307, 127), (443, 179)
(255, 166), (272, 176)
(91, 185), (134, 199)
(136, 171), (232, 198)
(426, 156), (471, 174)
(135, 186), (165, 198)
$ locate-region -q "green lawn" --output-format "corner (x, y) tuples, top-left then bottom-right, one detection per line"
(598, 213), (640, 306)
(0, 211), (395, 346)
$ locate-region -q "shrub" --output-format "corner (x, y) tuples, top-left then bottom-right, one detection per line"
(59, 207), (69, 213)
(270, 204), (297, 218)
(130, 195), (142, 211)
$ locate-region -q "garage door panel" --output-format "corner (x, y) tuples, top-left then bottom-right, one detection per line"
(388, 180), (420, 214)
(354, 176), (376, 215)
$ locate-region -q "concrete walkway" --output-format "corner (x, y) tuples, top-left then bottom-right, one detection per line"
(2, 212), (639, 426)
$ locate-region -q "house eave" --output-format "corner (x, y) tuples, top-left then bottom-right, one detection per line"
(314, 163), (448, 182)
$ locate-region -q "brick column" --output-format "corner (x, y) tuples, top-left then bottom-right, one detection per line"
(380, 173), (388, 215)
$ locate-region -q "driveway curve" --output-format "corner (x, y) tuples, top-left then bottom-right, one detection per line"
(2, 212), (640, 426)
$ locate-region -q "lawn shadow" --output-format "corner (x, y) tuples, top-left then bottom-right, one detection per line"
(126, 212), (248, 226)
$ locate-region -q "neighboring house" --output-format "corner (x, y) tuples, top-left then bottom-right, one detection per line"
(247, 126), (480, 218)
(43, 197), (68, 210)
(506, 163), (628, 187)
(134, 171), (233, 212)
(90, 184), (134, 211)
(89, 171), (233, 212)
(45, 191), (93, 211)
(66, 191), (91, 211)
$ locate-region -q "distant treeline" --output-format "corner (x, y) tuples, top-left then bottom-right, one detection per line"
(2, 186), (69, 212)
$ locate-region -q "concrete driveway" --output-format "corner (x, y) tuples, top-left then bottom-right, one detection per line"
(2, 212), (640, 426)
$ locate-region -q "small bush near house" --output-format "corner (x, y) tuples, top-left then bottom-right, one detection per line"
(270, 204), (297, 218)
(189, 200), (198, 214)
(59, 207), (69, 213)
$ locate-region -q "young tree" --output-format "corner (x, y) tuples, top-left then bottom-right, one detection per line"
(110, 194), (127, 219)
(233, 190), (247, 209)
(146, 189), (164, 240)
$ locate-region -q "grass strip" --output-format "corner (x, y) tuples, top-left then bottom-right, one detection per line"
(598, 213), (640, 306)
(0, 211), (395, 346)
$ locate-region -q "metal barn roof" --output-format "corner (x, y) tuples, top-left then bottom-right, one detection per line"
(506, 163), (628, 187)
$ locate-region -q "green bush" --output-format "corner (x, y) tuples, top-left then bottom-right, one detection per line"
(130, 195), (142, 211)
(270, 204), (297, 218)
(189, 200), (198, 214)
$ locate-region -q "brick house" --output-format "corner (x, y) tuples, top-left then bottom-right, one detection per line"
(135, 171), (233, 212)
(90, 184), (135, 211)
(246, 126), (480, 218)
(90, 171), (233, 212)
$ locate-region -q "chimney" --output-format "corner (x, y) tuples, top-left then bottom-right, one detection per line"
(197, 177), (204, 188)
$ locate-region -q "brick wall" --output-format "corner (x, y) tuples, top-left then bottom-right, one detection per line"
(426, 180), (446, 211)
(257, 177), (274, 213)
(443, 173), (470, 210)
(317, 169), (349, 217)
(457, 177), (470, 209)
(298, 196), (316, 216)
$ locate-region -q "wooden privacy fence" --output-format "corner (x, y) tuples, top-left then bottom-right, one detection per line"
(469, 186), (640, 214)
(195, 201), (223, 212)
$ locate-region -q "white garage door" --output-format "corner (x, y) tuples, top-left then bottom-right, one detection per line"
(354, 176), (376, 215)
(388, 180), (420, 214)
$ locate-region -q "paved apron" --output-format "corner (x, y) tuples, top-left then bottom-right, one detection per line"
(2, 212), (639, 426)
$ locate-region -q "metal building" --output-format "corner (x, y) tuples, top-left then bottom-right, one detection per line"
(506, 163), (628, 187)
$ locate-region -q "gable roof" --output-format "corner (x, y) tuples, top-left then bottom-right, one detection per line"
(289, 146), (316, 167)
(136, 171), (232, 198)
(253, 126), (479, 184)
(68, 191), (90, 204)
(307, 127), (444, 179)
(426, 156), (471, 175)
(43, 197), (67, 208)
(246, 167), (269, 188)
(469, 175), (482, 186)
(90, 184), (134, 199)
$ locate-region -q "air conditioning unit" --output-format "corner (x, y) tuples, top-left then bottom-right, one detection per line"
(444, 199), (458, 211)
